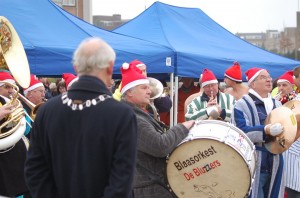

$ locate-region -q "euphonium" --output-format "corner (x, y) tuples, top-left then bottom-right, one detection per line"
(148, 77), (164, 100)
(147, 77), (164, 121)
(0, 16), (30, 150)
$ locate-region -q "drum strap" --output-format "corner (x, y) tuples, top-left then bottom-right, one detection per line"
(135, 163), (176, 197)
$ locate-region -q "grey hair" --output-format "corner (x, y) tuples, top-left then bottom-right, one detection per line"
(72, 37), (116, 75)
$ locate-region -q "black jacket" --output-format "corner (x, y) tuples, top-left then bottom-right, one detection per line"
(25, 76), (137, 198)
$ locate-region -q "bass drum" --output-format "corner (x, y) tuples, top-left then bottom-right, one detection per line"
(166, 120), (256, 198)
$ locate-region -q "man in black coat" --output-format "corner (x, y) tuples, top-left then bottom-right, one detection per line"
(25, 37), (137, 198)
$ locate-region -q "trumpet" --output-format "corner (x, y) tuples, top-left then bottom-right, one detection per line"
(17, 92), (45, 120)
(207, 90), (220, 120)
(273, 91), (282, 100)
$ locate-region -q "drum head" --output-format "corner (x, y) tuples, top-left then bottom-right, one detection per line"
(167, 138), (251, 198)
(265, 106), (297, 154)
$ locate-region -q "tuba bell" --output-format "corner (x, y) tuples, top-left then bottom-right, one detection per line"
(0, 16), (31, 150)
(148, 77), (164, 100)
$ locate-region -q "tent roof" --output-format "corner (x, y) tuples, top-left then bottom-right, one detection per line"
(114, 1), (300, 79)
(0, 0), (174, 76)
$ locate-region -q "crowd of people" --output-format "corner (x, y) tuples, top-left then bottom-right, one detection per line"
(0, 36), (299, 198)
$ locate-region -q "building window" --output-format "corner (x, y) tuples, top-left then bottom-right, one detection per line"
(63, 0), (75, 6)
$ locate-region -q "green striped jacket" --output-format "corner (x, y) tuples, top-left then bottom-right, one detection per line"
(185, 92), (235, 122)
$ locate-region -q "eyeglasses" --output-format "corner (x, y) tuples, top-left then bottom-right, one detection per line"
(255, 75), (272, 81)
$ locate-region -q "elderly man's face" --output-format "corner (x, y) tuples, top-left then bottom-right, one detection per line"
(251, 70), (273, 95)
(203, 83), (219, 98)
(27, 86), (46, 105)
(126, 84), (151, 108)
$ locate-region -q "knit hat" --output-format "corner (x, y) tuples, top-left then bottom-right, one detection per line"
(23, 75), (44, 95)
(130, 59), (146, 68)
(224, 62), (242, 82)
(277, 71), (294, 84)
(245, 67), (265, 84)
(62, 73), (78, 90)
(0, 71), (16, 86)
(201, 68), (218, 87)
(120, 62), (149, 94)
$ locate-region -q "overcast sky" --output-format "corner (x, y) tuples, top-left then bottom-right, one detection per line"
(92, 0), (299, 34)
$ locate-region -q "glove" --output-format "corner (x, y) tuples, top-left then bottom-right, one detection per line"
(206, 106), (219, 119)
(265, 123), (283, 136)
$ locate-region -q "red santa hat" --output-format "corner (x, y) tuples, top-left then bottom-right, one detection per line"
(224, 62), (242, 82)
(62, 73), (78, 90)
(245, 67), (265, 84)
(0, 71), (16, 86)
(120, 62), (149, 94)
(201, 68), (218, 87)
(277, 70), (294, 84)
(23, 75), (44, 95)
(130, 59), (146, 68)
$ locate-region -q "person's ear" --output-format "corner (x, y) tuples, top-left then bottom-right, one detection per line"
(73, 65), (78, 74)
(106, 61), (114, 76)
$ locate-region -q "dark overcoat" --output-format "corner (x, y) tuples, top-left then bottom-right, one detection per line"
(25, 76), (137, 198)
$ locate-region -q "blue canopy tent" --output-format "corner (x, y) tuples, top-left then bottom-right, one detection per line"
(114, 1), (300, 80)
(114, 1), (300, 125)
(0, 0), (175, 76)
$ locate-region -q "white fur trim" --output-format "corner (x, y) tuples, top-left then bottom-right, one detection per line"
(248, 69), (264, 84)
(277, 79), (292, 84)
(121, 79), (149, 94)
(224, 74), (242, 82)
(0, 79), (15, 87)
(24, 82), (43, 95)
(201, 79), (218, 88)
(67, 77), (78, 89)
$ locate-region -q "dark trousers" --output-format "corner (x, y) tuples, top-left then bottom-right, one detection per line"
(286, 187), (300, 198)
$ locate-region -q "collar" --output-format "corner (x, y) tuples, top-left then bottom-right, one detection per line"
(69, 75), (111, 96)
(248, 89), (271, 102)
(201, 92), (219, 102)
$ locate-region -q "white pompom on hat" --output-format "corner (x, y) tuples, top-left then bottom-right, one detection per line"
(201, 68), (218, 88)
(120, 61), (149, 94)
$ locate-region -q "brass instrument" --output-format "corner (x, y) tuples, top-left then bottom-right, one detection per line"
(207, 90), (220, 120)
(148, 77), (164, 121)
(273, 91), (282, 101)
(148, 77), (164, 100)
(17, 92), (47, 120)
(0, 16), (31, 150)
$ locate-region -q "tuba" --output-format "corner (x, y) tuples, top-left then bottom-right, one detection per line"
(148, 77), (164, 100)
(0, 16), (31, 150)
(148, 77), (164, 121)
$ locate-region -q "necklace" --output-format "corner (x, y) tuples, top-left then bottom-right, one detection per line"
(61, 93), (111, 111)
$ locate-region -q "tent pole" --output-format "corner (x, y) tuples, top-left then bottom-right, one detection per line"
(169, 73), (174, 127)
(174, 76), (179, 125)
